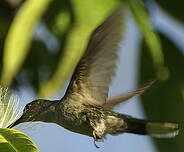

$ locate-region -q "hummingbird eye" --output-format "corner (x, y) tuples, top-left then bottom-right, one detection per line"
(23, 104), (30, 113)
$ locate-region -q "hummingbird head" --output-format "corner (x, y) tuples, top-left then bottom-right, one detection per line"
(9, 99), (59, 128)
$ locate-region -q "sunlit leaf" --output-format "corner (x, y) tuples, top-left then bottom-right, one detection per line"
(1, 0), (53, 86)
(0, 128), (39, 152)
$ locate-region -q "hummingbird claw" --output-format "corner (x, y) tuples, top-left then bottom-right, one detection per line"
(94, 139), (100, 148)
(93, 131), (104, 148)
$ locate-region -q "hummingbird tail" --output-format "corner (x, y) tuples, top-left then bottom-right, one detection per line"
(125, 118), (179, 138)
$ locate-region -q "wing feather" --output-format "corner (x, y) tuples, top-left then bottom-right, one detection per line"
(66, 6), (126, 106)
(104, 80), (155, 109)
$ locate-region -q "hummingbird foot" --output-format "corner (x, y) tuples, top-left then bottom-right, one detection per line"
(93, 130), (104, 148)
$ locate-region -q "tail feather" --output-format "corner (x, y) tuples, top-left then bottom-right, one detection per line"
(124, 118), (179, 138)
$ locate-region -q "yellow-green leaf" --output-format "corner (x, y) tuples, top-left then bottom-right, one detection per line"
(127, 0), (169, 80)
(1, 0), (53, 86)
(0, 128), (39, 152)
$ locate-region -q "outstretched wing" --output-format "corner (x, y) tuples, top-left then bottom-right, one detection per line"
(104, 80), (155, 109)
(65, 6), (126, 106)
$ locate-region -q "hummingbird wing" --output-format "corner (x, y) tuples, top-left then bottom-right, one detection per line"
(104, 80), (155, 109)
(66, 6), (126, 106)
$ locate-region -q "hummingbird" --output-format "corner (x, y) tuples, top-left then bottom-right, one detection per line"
(9, 6), (179, 148)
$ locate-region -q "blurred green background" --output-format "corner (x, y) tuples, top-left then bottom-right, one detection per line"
(0, 0), (184, 151)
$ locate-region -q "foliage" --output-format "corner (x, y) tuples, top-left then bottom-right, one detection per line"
(0, 0), (164, 97)
(0, 128), (39, 152)
(128, 0), (165, 73)
(0, 86), (39, 151)
(140, 34), (184, 152)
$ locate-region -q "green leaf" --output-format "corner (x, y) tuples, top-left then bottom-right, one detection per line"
(0, 128), (39, 152)
(38, 0), (121, 97)
(127, 0), (168, 80)
(1, 0), (53, 86)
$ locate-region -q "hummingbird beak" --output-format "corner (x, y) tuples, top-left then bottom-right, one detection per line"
(7, 114), (25, 128)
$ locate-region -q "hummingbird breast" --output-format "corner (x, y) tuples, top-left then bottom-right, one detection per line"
(57, 101), (94, 137)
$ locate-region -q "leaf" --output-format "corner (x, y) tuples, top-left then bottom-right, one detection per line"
(155, 0), (184, 21)
(127, 0), (168, 80)
(140, 34), (184, 152)
(1, 0), (53, 86)
(0, 128), (39, 152)
(38, 0), (121, 97)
